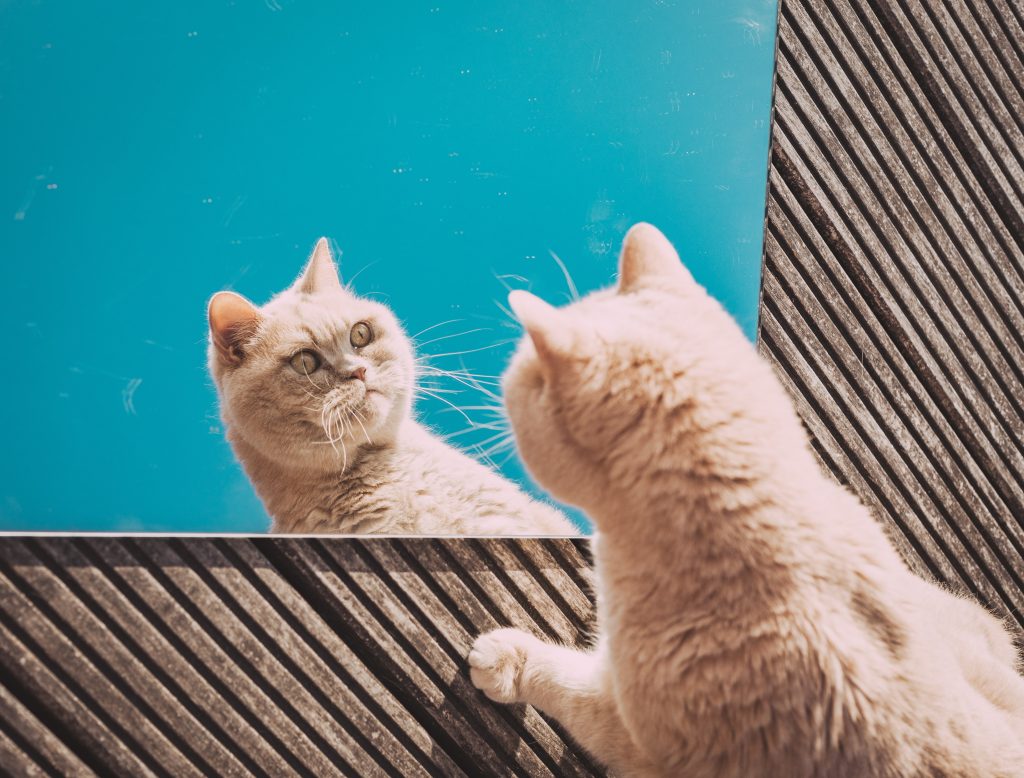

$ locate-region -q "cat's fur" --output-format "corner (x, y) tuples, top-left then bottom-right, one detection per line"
(469, 224), (1024, 776)
(207, 239), (574, 534)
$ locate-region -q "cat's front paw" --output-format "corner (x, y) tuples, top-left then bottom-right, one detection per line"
(468, 628), (537, 704)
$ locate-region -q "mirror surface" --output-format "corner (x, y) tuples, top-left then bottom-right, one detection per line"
(0, 0), (777, 532)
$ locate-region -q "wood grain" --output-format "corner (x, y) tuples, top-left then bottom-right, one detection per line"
(0, 537), (603, 777)
(760, 0), (1024, 633)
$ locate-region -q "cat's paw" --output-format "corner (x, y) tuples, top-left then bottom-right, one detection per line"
(468, 628), (537, 704)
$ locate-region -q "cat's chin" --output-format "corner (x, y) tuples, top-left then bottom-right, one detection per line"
(344, 389), (401, 443)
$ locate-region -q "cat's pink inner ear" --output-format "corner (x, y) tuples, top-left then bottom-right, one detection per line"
(293, 237), (343, 295)
(617, 222), (693, 293)
(208, 291), (261, 363)
(508, 290), (574, 363)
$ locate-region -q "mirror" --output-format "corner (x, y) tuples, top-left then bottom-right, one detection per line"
(0, 1), (777, 532)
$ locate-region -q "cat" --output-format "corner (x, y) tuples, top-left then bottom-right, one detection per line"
(469, 223), (1024, 776)
(207, 238), (575, 535)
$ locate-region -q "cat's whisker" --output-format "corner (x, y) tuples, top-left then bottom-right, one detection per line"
(492, 271), (531, 294)
(415, 327), (489, 348)
(444, 421), (509, 440)
(320, 402), (341, 458)
(425, 339), (517, 359)
(478, 440), (515, 463)
(343, 260), (378, 291)
(299, 386), (324, 402)
(467, 444), (500, 471)
(416, 386), (476, 426)
(352, 408), (373, 446)
(410, 318), (465, 340)
(414, 384), (461, 395)
(482, 442), (516, 463)
(421, 369), (491, 396)
(495, 446), (519, 468)
(414, 354), (502, 383)
(473, 428), (515, 452)
(493, 298), (520, 330)
(417, 364), (501, 383)
(329, 405), (349, 472)
(480, 426), (516, 450)
(441, 366), (504, 402)
(482, 439), (515, 459)
(549, 249), (580, 301)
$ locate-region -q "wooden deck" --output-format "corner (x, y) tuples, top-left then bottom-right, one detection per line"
(0, 536), (604, 777)
(759, 0), (1024, 634)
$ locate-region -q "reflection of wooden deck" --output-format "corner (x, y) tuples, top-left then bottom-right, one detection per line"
(760, 0), (1024, 635)
(0, 537), (604, 776)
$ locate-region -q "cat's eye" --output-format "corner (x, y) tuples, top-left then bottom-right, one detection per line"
(289, 349), (322, 375)
(350, 321), (373, 348)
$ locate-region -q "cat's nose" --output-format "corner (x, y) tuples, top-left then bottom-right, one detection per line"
(350, 367), (367, 382)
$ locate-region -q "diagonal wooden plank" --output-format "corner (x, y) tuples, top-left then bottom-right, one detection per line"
(760, 0), (1024, 632)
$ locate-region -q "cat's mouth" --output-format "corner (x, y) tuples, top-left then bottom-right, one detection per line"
(333, 391), (383, 416)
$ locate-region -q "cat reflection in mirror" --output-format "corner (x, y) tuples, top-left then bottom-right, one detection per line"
(207, 239), (574, 535)
(470, 224), (1024, 776)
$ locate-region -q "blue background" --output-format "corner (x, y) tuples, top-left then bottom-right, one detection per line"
(0, 0), (776, 532)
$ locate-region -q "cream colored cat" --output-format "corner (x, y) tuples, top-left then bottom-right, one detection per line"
(207, 239), (574, 534)
(469, 224), (1024, 776)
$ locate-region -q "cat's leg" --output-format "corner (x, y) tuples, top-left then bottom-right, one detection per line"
(469, 628), (646, 770)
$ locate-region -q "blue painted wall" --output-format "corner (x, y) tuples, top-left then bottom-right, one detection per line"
(0, 0), (777, 532)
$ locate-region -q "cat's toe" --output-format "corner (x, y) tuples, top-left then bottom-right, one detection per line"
(468, 628), (533, 704)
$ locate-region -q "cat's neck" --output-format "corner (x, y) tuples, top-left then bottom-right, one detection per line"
(233, 416), (433, 527)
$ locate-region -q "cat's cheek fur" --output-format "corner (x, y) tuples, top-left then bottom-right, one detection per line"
(506, 397), (602, 512)
(503, 364), (612, 514)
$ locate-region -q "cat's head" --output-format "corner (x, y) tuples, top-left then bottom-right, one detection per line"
(207, 239), (414, 472)
(503, 223), (758, 515)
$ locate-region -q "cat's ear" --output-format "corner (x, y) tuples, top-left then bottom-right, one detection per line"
(508, 290), (578, 363)
(617, 222), (693, 293)
(292, 237), (343, 294)
(208, 291), (262, 364)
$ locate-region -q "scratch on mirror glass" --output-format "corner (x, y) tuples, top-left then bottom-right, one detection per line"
(122, 378), (142, 415)
(13, 168), (52, 221)
(223, 195), (248, 227)
(736, 16), (764, 46)
(228, 233), (281, 246)
(221, 263), (252, 290)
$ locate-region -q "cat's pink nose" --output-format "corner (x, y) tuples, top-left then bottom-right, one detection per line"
(351, 367), (367, 382)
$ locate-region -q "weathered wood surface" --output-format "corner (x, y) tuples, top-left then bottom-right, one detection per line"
(760, 0), (1024, 632)
(0, 536), (604, 777)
